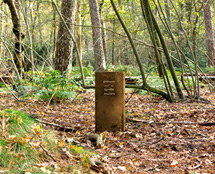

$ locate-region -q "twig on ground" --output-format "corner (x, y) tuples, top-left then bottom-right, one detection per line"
(126, 117), (215, 126)
(36, 118), (78, 132)
(183, 129), (191, 136)
(39, 144), (57, 162)
(46, 90), (56, 106)
(70, 92), (81, 103)
(108, 153), (131, 159)
(105, 136), (165, 145)
(147, 136), (165, 145)
(188, 159), (202, 170)
(0, 76), (19, 101)
(125, 90), (139, 104)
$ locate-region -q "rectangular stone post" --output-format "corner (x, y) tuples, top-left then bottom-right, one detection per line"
(95, 72), (125, 132)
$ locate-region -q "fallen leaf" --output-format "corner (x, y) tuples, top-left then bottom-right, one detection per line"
(118, 166), (127, 172)
(58, 139), (65, 147)
(170, 160), (178, 167)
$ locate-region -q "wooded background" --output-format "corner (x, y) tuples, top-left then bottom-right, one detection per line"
(1, 0), (215, 101)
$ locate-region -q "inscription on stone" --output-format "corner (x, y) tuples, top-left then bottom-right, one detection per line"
(103, 80), (115, 96)
(95, 72), (125, 132)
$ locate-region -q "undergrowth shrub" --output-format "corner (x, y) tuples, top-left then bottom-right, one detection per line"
(106, 64), (140, 76)
(16, 69), (90, 102)
(0, 109), (96, 173)
(0, 109), (46, 173)
(33, 70), (78, 102)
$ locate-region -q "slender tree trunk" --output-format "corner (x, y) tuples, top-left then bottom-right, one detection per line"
(110, 0), (173, 101)
(30, 0), (40, 43)
(54, 0), (77, 73)
(89, 0), (106, 71)
(192, 15), (199, 62)
(101, 21), (107, 59)
(51, 1), (57, 64)
(203, 0), (215, 67)
(23, 0), (34, 72)
(141, 0), (164, 77)
(75, 1), (82, 66)
(164, 0), (171, 28)
(0, 5), (4, 60)
(141, 0), (184, 99)
(3, 0), (25, 77)
(99, 0), (107, 59)
(112, 19), (116, 65)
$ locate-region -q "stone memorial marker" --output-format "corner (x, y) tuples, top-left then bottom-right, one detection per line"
(95, 72), (125, 132)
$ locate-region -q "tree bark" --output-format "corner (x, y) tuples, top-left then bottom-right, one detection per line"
(203, 0), (215, 67)
(0, 5), (4, 60)
(164, 0), (171, 28)
(99, 0), (107, 59)
(112, 19), (116, 65)
(141, 0), (184, 99)
(89, 0), (106, 71)
(54, 0), (76, 73)
(75, 1), (82, 66)
(141, 0), (164, 77)
(3, 0), (24, 77)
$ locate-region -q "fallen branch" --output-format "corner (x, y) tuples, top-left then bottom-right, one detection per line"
(188, 159), (202, 170)
(106, 136), (164, 145)
(126, 117), (215, 126)
(39, 144), (57, 162)
(46, 90), (56, 106)
(0, 76), (19, 101)
(147, 137), (165, 145)
(36, 118), (79, 132)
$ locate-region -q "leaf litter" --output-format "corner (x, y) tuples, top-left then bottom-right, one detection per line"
(0, 88), (215, 173)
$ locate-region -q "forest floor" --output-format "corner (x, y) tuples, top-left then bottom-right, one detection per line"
(0, 88), (215, 173)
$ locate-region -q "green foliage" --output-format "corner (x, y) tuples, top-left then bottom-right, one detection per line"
(31, 41), (52, 64)
(202, 66), (215, 74)
(69, 66), (95, 85)
(14, 67), (97, 102)
(69, 145), (94, 169)
(4, 109), (35, 135)
(23, 41), (53, 70)
(106, 64), (141, 76)
(0, 81), (4, 88)
(16, 70), (83, 102)
(0, 109), (43, 172)
(0, 109), (95, 173)
(70, 145), (83, 154)
(147, 74), (175, 91)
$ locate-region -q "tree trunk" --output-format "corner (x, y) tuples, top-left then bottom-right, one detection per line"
(203, 0), (215, 67)
(54, 0), (76, 73)
(112, 19), (116, 65)
(164, 0), (171, 28)
(0, 5), (4, 60)
(4, 0), (24, 77)
(192, 15), (199, 62)
(75, 1), (82, 66)
(51, 1), (57, 62)
(23, 0), (34, 72)
(141, 0), (164, 77)
(99, 0), (107, 59)
(89, 0), (106, 71)
(141, 0), (184, 99)
(30, 1), (40, 43)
